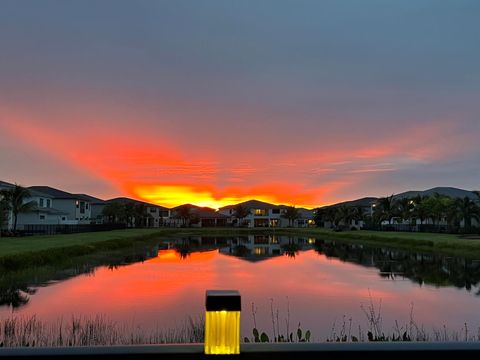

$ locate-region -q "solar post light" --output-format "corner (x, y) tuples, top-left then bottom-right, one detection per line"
(205, 290), (241, 355)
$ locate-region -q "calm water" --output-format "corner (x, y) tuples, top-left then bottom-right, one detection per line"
(2, 235), (480, 340)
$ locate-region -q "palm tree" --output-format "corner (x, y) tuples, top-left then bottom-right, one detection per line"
(0, 196), (10, 236)
(375, 195), (396, 224)
(396, 198), (415, 224)
(456, 197), (480, 232)
(314, 207), (332, 228)
(351, 205), (366, 227)
(282, 206), (300, 227)
(1, 185), (36, 231)
(422, 193), (450, 226)
(410, 195), (427, 225)
(134, 203), (151, 227)
(102, 202), (124, 223)
(233, 204), (250, 227)
(122, 202), (136, 227)
(175, 205), (192, 227)
(334, 205), (355, 228)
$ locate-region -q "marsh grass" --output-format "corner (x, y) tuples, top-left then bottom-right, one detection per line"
(327, 295), (480, 342)
(0, 315), (204, 347)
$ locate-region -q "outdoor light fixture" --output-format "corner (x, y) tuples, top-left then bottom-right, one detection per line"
(205, 290), (241, 355)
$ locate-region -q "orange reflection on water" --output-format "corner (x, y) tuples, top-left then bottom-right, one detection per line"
(2, 248), (480, 339)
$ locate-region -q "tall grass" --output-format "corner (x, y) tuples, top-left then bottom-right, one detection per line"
(0, 315), (204, 347)
(327, 295), (480, 342)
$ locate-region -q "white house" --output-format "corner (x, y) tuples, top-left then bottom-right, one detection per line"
(29, 186), (92, 224)
(77, 194), (106, 224)
(218, 200), (315, 228)
(1, 182), (72, 230)
(15, 188), (69, 229)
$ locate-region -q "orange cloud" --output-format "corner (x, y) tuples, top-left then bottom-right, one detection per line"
(1, 106), (475, 209)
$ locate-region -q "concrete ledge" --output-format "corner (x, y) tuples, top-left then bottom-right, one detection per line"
(2, 342), (480, 359)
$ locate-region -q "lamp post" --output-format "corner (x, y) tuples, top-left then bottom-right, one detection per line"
(205, 290), (241, 355)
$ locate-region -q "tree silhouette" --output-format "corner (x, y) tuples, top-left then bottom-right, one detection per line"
(374, 195), (396, 225)
(1, 184), (36, 231)
(0, 196), (10, 235)
(282, 206), (300, 227)
(175, 205), (192, 227)
(233, 204), (250, 227)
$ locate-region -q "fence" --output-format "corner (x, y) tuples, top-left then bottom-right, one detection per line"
(363, 224), (463, 233)
(23, 223), (127, 235)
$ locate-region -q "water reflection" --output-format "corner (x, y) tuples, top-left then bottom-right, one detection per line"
(2, 236), (480, 310)
(0, 243), (164, 309)
(313, 240), (480, 293)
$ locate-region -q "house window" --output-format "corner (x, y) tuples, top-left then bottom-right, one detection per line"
(39, 215), (46, 220)
(61, 217), (66, 221)
(150, 208), (157, 213)
(39, 198), (44, 207)
(80, 201), (85, 214)
(271, 209), (280, 214)
(254, 247), (266, 255)
(86, 203), (89, 210)
(46, 199), (51, 208)
(254, 209), (266, 216)
(270, 219), (279, 227)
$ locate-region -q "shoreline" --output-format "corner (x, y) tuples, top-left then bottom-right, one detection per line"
(1, 228), (480, 271)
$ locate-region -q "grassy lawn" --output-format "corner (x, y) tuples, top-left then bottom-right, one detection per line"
(292, 228), (480, 258)
(0, 229), (170, 256)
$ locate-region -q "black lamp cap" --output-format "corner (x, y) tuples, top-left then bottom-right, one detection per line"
(206, 290), (241, 311)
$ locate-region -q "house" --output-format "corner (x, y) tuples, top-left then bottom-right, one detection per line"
(29, 186), (93, 224)
(15, 188), (69, 229)
(76, 194), (106, 224)
(169, 204), (227, 227)
(106, 197), (170, 227)
(218, 200), (315, 228)
(295, 208), (316, 228)
(218, 200), (283, 227)
(1, 182), (72, 229)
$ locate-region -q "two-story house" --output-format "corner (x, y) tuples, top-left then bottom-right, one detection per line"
(218, 200), (286, 227)
(29, 186), (92, 224)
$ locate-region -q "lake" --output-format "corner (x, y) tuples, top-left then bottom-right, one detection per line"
(1, 234), (480, 341)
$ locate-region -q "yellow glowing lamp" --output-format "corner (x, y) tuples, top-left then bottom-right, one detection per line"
(205, 290), (241, 355)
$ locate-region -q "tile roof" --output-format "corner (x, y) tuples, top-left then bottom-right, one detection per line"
(219, 199), (283, 211)
(107, 197), (169, 210)
(29, 186), (80, 199)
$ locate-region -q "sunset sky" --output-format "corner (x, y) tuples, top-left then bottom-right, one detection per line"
(1, 0), (479, 208)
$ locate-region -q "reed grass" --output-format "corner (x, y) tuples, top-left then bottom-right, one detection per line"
(0, 315), (204, 347)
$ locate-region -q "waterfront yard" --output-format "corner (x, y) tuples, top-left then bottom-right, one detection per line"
(1, 228), (480, 271)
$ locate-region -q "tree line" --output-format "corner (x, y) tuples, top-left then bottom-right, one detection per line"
(314, 192), (480, 233)
(101, 201), (153, 227)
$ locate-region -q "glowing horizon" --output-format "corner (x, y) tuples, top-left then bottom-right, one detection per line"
(132, 184), (319, 209)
